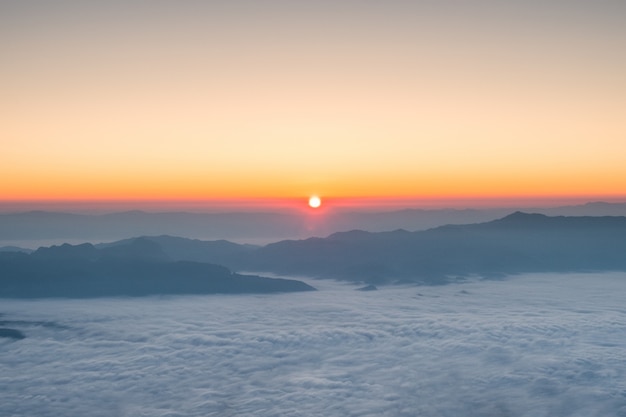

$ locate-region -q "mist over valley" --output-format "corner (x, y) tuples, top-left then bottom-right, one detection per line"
(2, 273), (626, 416)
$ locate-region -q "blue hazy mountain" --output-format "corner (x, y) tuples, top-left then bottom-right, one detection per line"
(2, 202), (625, 247)
(0, 211), (304, 244)
(0, 239), (314, 298)
(0, 246), (33, 254)
(232, 212), (626, 284)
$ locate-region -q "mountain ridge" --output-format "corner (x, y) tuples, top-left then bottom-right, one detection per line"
(231, 212), (626, 284)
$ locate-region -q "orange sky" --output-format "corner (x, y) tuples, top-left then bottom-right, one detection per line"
(2, 1), (625, 209)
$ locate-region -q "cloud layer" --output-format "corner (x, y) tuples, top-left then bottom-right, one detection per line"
(2, 273), (626, 416)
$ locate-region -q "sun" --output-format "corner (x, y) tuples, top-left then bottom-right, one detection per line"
(308, 195), (322, 208)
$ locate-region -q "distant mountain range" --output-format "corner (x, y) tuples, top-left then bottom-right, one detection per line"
(2, 212), (626, 296)
(1, 201), (625, 248)
(0, 211), (304, 245)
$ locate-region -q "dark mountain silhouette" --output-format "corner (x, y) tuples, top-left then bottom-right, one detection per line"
(230, 212), (626, 284)
(96, 235), (257, 264)
(0, 239), (314, 298)
(31, 242), (100, 261)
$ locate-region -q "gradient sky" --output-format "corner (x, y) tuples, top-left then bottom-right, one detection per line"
(2, 0), (625, 208)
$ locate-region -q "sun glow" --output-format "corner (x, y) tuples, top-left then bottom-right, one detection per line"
(308, 196), (322, 208)
(2, 2), (626, 207)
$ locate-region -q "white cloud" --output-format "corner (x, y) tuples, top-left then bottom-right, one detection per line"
(1, 273), (626, 417)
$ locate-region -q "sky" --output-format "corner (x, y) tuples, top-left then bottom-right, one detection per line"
(2, 0), (626, 209)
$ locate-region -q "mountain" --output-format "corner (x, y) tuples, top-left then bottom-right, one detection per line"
(230, 212), (626, 284)
(96, 235), (257, 264)
(0, 239), (315, 298)
(0, 246), (33, 254)
(2, 202), (625, 248)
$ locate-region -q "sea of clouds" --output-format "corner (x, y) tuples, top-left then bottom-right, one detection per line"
(1, 273), (626, 417)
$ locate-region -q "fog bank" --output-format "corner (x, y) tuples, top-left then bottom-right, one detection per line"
(1, 273), (625, 416)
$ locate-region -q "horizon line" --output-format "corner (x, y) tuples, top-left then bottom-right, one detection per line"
(1, 195), (626, 214)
